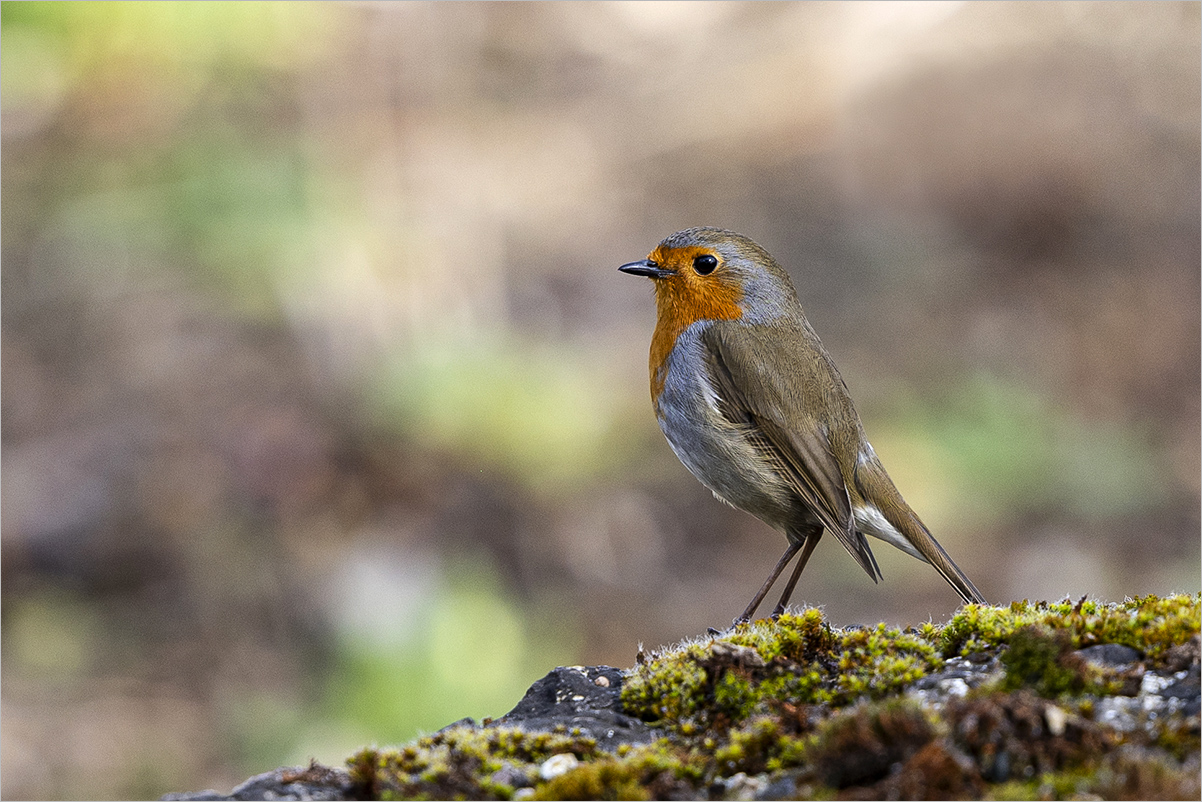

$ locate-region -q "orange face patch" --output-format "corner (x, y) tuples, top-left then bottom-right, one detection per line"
(645, 245), (744, 403)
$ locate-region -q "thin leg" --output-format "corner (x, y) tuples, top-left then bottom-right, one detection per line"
(770, 530), (821, 619)
(735, 539), (803, 625)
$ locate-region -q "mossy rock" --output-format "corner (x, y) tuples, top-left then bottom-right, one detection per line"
(168, 593), (1201, 801)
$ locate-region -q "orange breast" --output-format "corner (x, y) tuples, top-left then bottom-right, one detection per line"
(647, 247), (744, 404)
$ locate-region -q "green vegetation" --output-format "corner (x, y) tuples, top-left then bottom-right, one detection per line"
(345, 594), (1200, 799)
(940, 594), (1199, 661)
(372, 339), (645, 493)
(348, 727), (601, 800)
(619, 609), (945, 727)
(323, 559), (580, 748)
(531, 745), (706, 802)
(876, 374), (1166, 530)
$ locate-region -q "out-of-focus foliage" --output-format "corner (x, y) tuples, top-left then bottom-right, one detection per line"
(2, 2), (1198, 799)
(875, 373), (1167, 531)
(373, 338), (644, 491)
(325, 558), (579, 746)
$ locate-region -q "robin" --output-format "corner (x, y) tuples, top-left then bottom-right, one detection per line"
(619, 227), (986, 623)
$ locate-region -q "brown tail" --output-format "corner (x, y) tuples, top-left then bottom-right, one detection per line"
(896, 510), (987, 605)
(856, 459), (987, 605)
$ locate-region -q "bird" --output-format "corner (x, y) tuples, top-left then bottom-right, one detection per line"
(619, 227), (986, 623)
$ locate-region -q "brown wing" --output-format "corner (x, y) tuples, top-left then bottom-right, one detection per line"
(701, 321), (882, 582)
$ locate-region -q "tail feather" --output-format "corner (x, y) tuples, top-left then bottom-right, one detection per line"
(855, 460), (987, 605)
(898, 512), (987, 605)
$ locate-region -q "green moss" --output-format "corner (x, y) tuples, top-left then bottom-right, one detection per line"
(618, 642), (710, 725)
(348, 727), (600, 800)
(711, 670), (757, 723)
(619, 611), (842, 732)
(533, 761), (649, 801)
(830, 623), (942, 704)
(530, 742), (704, 801)
(940, 594), (1201, 662)
(724, 608), (836, 662)
(998, 625), (1097, 697)
(345, 595), (1199, 800)
(712, 716), (806, 776)
(620, 608), (945, 734)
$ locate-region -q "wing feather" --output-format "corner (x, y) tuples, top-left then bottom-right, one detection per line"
(701, 322), (882, 581)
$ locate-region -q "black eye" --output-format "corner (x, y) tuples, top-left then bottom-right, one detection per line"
(693, 254), (718, 275)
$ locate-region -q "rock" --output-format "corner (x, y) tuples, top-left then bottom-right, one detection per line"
(1160, 671), (1201, 716)
(1162, 636), (1201, 672)
(755, 772), (803, 800)
(709, 641), (766, 668)
(435, 716), (478, 733)
(717, 770), (764, 800)
(165, 596), (1201, 801)
(1044, 703), (1068, 736)
(1076, 643), (1142, 667)
(910, 654), (1001, 706)
(538, 753), (580, 780)
(490, 664), (660, 750)
(162, 764), (352, 801)
(489, 763), (533, 789)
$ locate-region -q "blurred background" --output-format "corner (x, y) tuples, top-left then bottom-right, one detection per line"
(2, 1), (1198, 798)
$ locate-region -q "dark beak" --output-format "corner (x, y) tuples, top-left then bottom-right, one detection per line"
(618, 259), (674, 279)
